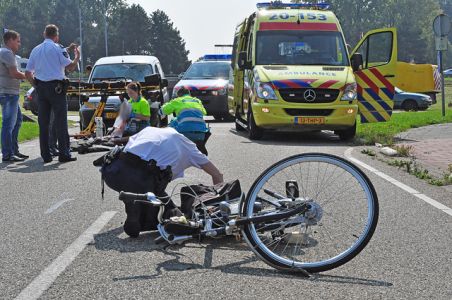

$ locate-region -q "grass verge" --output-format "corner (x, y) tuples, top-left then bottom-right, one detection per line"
(356, 85), (452, 145)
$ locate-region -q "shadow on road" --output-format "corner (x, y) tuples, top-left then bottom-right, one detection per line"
(93, 226), (392, 287)
(1, 158), (63, 173)
(229, 128), (356, 147)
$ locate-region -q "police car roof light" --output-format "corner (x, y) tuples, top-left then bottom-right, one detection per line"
(203, 54), (232, 61)
(256, 1), (330, 10)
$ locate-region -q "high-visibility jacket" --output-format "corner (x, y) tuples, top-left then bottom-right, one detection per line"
(160, 94), (208, 133)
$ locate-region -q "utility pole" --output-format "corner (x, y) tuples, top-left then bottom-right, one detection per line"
(103, 0), (108, 56)
(79, 0), (84, 74)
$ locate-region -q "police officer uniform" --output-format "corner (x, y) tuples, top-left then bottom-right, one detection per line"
(26, 39), (75, 162)
(98, 127), (211, 237)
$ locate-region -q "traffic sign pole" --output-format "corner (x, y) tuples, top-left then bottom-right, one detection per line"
(433, 14), (451, 118)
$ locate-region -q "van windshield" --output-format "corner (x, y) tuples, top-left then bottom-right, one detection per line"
(90, 63), (154, 82)
(256, 31), (349, 66)
(183, 62), (230, 80)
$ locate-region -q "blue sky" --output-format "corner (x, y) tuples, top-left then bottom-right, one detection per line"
(127, 0), (263, 61)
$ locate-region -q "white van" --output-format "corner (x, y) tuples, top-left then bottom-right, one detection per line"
(79, 55), (169, 130)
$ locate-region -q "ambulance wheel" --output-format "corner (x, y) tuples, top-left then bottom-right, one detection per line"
(248, 109), (264, 140)
(335, 122), (356, 141)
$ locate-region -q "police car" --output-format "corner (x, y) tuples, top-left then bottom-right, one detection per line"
(173, 54), (232, 121)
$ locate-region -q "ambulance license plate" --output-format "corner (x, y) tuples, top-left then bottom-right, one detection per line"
(294, 117), (325, 125)
(105, 112), (118, 119)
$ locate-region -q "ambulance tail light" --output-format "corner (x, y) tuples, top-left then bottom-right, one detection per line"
(256, 82), (277, 100)
(341, 82), (357, 101)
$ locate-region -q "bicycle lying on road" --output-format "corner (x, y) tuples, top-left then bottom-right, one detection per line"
(119, 153), (378, 274)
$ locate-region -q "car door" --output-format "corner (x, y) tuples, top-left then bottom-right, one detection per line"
(351, 28), (397, 123)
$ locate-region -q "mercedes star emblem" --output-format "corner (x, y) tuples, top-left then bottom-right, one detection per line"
(303, 89), (316, 102)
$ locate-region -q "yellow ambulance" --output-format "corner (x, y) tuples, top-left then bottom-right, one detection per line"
(229, 2), (398, 140)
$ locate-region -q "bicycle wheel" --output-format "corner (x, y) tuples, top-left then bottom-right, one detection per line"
(242, 153), (378, 273)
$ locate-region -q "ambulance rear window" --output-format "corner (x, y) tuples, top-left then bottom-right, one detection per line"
(256, 31), (348, 66)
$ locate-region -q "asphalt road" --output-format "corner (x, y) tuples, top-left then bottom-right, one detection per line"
(1, 121), (451, 299)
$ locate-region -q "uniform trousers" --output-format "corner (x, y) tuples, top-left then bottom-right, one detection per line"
(36, 81), (71, 161)
(101, 152), (180, 237)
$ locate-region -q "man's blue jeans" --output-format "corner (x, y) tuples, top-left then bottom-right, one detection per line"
(0, 94), (22, 159)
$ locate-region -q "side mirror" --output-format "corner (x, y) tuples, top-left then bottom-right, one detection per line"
(238, 51), (251, 70)
(178, 72), (185, 79)
(351, 53), (363, 72)
(161, 78), (168, 88)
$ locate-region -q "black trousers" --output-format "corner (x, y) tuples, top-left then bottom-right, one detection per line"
(101, 156), (178, 231)
(36, 81), (71, 160)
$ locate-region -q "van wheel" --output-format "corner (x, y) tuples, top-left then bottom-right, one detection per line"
(248, 109), (264, 140)
(335, 122), (356, 141)
(402, 100), (418, 111)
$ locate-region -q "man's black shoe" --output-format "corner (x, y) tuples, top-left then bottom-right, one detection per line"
(15, 152), (29, 159)
(43, 157), (52, 163)
(58, 156), (77, 163)
(2, 155), (25, 162)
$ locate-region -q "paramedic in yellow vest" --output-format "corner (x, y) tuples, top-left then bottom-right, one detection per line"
(159, 87), (210, 154)
(124, 82), (151, 136)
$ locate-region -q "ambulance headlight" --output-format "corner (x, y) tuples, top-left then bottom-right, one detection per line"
(341, 82), (357, 101)
(256, 82), (277, 100)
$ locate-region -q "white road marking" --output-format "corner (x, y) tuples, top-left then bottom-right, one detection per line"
(45, 199), (74, 214)
(14, 211), (117, 300)
(345, 148), (452, 217)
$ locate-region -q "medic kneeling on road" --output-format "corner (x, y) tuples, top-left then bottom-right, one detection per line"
(95, 126), (223, 238)
(159, 87), (210, 155)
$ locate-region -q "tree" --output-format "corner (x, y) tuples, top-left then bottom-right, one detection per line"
(108, 4), (152, 56)
(291, 0), (441, 63)
(148, 10), (190, 74)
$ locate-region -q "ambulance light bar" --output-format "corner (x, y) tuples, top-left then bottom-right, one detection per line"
(203, 54), (232, 61)
(257, 2), (330, 10)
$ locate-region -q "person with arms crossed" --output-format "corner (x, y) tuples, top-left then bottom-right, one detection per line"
(0, 30), (28, 162)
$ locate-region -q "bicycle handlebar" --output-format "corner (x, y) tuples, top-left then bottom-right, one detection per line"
(118, 191), (163, 206)
(119, 191), (149, 202)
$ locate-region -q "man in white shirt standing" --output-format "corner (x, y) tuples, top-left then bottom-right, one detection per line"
(99, 126), (223, 238)
(25, 24), (79, 163)
(0, 30), (28, 162)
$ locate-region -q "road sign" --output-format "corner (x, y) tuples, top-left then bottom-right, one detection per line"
(433, 14), (451, 37)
